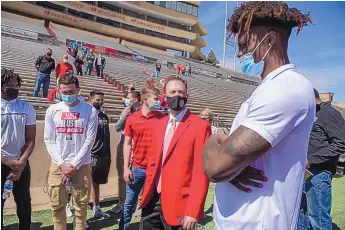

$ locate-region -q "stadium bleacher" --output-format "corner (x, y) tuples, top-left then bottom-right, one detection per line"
(1, 15), (260, 128)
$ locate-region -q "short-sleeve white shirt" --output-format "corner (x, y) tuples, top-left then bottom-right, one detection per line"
(1, 98), (36, 159)
(213, 64), (316, 230)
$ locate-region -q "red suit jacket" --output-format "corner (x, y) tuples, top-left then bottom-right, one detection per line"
(140, 110), (211, 226)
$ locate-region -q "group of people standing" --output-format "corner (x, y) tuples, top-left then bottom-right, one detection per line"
(2, 2), (345, 230)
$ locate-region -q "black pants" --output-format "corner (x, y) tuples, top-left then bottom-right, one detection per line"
(75, 66), (83, 76)
(95, 65), (103, 78)
(1, 163), (31, 230)
(139, 191), (181, 230)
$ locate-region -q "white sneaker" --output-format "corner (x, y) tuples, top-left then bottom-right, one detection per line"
(93, 208), (110, 220)
(66, 203), (73, 218)
(111, 203), (123, 214)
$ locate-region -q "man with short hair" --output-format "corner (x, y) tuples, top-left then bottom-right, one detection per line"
(95, 53), (106, 78)
(298, 89), (345, 230)
(33, 48), (55, 98)
(1, 68), (36, 230)
(140, 76), (211, 230)
(87, 90), (111, 220)
(155, 63), (161, 78)
(44, 71), (98, 230)
(55, 54), (73, 80)
(202, 2), (315, 230)
(112, 90), (141, 214)
(84, 49), (95, 76)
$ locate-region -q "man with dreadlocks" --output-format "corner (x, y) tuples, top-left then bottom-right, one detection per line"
(1, 68), (36, 229)
(202, 2), (315, 230)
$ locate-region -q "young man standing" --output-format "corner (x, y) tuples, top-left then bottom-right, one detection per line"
(140, 76), (211, 230)
(155, 62), (161, 78)
(298, 89), (345, 230)
(1, 68), (36, 230)
(44, 72), (98, 230)
(88, 90), (111, 220)
(112, 91), (141, 214)
(120, 87), (165, 230)
(202, 2), (315, 230)
(84, 49), (95, 76)
(33, 48), (55, 98)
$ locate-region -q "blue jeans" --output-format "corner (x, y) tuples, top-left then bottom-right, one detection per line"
(119, 166), (146, 230)
(155, 71), (160, 77)
(33, 72), (50, 98)
(298, 168), (332, 230)
(84, 63), (93, 75)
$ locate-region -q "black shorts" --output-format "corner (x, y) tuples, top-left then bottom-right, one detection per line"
(91, 154), (111, 185)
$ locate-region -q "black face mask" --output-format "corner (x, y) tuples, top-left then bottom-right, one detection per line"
(3, 88), (19, 100)
(130, 87), (135, 91)
(46, 53), (52, 57)
(166, 96), (187, 112)
(93, 102), (103, 110)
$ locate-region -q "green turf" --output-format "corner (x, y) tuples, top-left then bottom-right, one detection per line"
(3, 178), (344, 230)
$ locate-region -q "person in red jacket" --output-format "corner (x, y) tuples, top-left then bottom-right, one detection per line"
(47, 87), (61, 102)
(55, 54), (73, 80)
(139, 76), (211, 230)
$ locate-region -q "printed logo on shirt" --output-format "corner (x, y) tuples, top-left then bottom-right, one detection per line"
(56, 127), (84, 134)
(61, 112), (80, 120)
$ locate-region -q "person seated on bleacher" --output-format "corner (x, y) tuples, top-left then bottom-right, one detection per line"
(55, 55), (73, 82)
(141, 67), (149, 75)
(200, 108), (218, 134)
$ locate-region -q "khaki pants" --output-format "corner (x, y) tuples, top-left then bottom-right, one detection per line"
(48, 163), (92, 230)
(116, 144), (126, 204)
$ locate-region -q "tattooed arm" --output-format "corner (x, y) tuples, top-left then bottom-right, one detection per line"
(202, 126), (271, 182)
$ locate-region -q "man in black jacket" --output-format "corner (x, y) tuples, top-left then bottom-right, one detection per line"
(88, 90), (111, 220)
(298, 89), (345, 230)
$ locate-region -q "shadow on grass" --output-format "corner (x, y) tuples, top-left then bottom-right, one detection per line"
(332, 222), (342, 230)
(4, 222), (74, 230)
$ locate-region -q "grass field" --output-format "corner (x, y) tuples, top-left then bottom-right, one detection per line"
(4, 177), (345, 230)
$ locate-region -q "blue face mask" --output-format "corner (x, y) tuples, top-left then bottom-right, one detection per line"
(240, 33), (272, 77)
(151, 100), (161, 111)
(125, 99), (133, 107)
(61, 94), (77, 105)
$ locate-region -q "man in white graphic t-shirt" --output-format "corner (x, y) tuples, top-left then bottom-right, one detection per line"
(202, 2), (315, 230)
(44, 72), (98, 230)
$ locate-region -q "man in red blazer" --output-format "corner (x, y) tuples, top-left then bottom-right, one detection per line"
(139, 76), (211, 230)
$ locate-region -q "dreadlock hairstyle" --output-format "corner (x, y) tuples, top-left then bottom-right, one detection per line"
(228, 1), (314, 36)
(1, 68), (22, 87)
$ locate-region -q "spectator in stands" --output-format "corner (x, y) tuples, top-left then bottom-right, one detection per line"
(33, 48), (55, 98)
(72, 40), (79, 58)
(44, 71), (98, 230)
(120, 86), (165, 230)
(155, 62), (161, 77)
(144, 78), (156, 89)
(84, 49), (95, 76)
(95, 53), (106, 78)
(200, 108), (218, 134)
(55, 54), (73, 81)
(87, 90), (112, 220)
(180, 64), (186, 76)
(202, 2), (315, 230)
(1, 68), (36, 230)
(141, 67), (149, 75)
(74, 55), (84, 76)
(188, 63), (192, 77)
(82, 45), (88, 58)
(111, 91), (141, 215)
(122, 83), (136, 103)
(139, 76), (211, 230)
(298, 89), (345, 230)
(47, 87), (61, 102)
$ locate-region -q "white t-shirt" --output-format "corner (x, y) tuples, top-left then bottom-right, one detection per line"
(1, 98), (36, 159)
(44, 99), (98, 169)
(213, 64), (315, 230)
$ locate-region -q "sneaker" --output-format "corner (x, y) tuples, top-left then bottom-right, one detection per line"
(66, 203), (73, 218)
(111, 203), (123, 214)
(93, 208), (111, 220)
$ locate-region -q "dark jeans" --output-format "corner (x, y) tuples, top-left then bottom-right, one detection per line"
(1, 163), (31, 230)
(75, 66), (83, 76)
(95, 65), (103, 78)
(298, 168), (333, 230)
(139, 191), (181, 230)
(84, 63), (93, 75)
(33, 72), (50, 98)
(119, 166), (146, 230)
